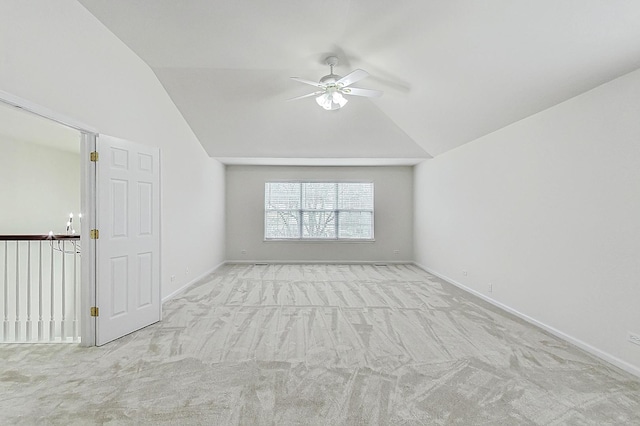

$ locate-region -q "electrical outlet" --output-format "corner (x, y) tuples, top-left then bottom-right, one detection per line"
(487, 283), (493, 293)
(186, 267), (190, 275)
(241, 249), (247, 255)
(462, 270), (468, 276)
(393, 249), (400, 254)
(170, 275), (176, 282)
(629, 332), (640, 346)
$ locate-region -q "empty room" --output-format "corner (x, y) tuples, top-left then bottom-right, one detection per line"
(1, 1), (640, 424)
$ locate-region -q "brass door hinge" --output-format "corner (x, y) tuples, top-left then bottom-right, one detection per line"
(90, 151), (99, 162)
(90, 307), (99, 317)
(90, 229), (99, 239)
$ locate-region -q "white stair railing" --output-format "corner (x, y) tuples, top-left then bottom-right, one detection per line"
(0, 235), (80, 343)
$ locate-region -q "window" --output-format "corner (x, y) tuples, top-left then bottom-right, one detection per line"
(264, 182), (374, 240)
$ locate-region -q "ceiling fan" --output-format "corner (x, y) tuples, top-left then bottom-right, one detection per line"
(289, 56), (383, 110)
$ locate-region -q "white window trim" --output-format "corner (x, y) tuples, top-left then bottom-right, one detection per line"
(264, 180), (375, 242)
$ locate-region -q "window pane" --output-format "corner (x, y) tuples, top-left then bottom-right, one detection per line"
(302, 211), (336, 239)
(265, 210), (300, 239)
(302, 183), (336, 210)
(338, 212), (373, 239)
(265, 182), (300, 209)
(264, 181), (374, 240)
(338, 183), (373, 210)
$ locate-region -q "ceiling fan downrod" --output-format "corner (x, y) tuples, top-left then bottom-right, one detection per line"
(325, 55), (339, 76)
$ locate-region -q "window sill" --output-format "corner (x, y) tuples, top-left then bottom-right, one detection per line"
(263, 238), (375, 243)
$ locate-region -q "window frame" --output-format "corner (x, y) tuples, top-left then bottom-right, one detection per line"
(264, 180), (375, 242)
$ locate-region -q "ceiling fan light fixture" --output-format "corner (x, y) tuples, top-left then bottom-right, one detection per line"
(315, 91), (348, 110)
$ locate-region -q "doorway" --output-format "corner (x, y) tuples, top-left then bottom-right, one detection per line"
(0, 100), (84, 343)
(0, 92), (162, 346)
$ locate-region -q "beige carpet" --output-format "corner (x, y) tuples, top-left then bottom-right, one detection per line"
(1, 264), (639, 425)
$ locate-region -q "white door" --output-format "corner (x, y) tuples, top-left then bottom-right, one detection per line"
(95, 134), (161, 345)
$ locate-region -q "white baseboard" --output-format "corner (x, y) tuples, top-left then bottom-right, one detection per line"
(225, 260), (413, 265)
(413, 262), (640, 379)
(162, 261), (226, 303)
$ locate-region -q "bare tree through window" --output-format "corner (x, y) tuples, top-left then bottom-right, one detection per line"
(265, 182), (374, 240)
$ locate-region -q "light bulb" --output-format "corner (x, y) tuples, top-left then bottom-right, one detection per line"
(69, 213), (73, 218)
(332, 92), (348, 108)
(316, 93), (330, 109)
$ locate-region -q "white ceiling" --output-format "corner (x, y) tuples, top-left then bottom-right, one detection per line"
(0, 101), (80, 153)
(78, 0), (640, 162)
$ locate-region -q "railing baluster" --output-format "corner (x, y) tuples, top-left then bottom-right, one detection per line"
(14, 242), (20, 341)
(26, 241), (32, 342)
(61, 241), (66, 341)
(38, 241), (43, 341)
(73, 241), (78, 341)
(49, 241), (55, 341)
(0, 235), (79, 344)
(3, 241), (8, 341)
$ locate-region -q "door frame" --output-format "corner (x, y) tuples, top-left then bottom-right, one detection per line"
(0, 90), (98, 346)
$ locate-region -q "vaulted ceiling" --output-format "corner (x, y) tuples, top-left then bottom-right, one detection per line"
(78, 1), (640, 164)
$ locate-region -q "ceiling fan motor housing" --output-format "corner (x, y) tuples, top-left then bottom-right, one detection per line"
(319, 74), (340, 85)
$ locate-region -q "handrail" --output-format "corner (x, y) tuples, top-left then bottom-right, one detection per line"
(0, 235), (80, 241)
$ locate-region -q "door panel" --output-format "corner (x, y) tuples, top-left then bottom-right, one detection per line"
(96, 134), (160, 345)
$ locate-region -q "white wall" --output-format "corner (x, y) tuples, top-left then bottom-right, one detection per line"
(0, 137), (80, 234)
(227, 166), (413, 262)
(414, 68), (640, 375)
(0, 1), (226, 298)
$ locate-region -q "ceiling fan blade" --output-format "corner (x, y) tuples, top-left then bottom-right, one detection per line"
(337, 69), (369, 87)
(290, 77), (323, 88)
(342, 87), (383, 98)
(287, 91), (325, 101)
